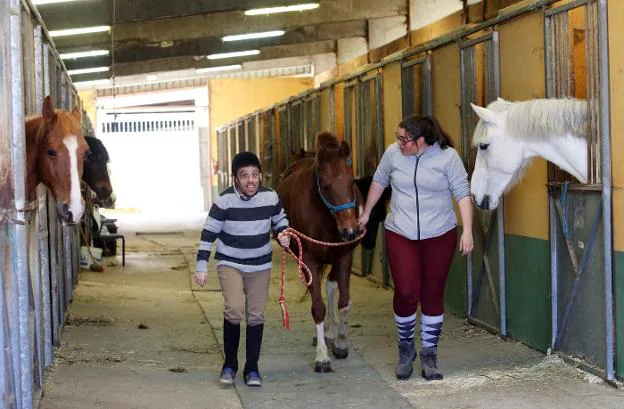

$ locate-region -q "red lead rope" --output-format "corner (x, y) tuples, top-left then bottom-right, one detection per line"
(278, 226), (366, 330)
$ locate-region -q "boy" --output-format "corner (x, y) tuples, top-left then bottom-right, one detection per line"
(194, 151), (290, 386)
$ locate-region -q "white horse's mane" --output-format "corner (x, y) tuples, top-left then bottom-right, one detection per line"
(472, 98), (589, 145)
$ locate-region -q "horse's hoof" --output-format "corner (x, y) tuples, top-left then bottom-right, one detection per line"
(314, 361), (333, 373)
(332, 345), (349, 359)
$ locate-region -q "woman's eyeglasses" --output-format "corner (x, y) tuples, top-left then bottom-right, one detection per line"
(395, 132), (414, 145)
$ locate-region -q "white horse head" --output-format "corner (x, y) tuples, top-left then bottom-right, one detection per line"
(469, 97), (589, 210)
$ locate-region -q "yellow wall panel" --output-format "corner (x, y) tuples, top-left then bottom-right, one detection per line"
(609, 0), (624, 250)
(499, 11), (548, 240)
(209, 77), (312, 162)
(382, 61), (403, 147)
(432, 44), (462, 153)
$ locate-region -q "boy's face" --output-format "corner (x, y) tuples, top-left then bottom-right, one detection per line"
(235, 165), (261, 197)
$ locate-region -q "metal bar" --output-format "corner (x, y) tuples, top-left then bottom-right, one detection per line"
(329, 85), (335, 133)
(548, 198), (559, 347)
(489, 30), (506, 335)
(597, 0), (614, 381)
(400, 63), (411, 118)
(34, 22), (52, 379)
(9, 0), (33, 406)
(460, 32), (495, 50)
(459, 46), (473, 316)
(0, 226), (18, 408)
(401, 56), (427, 69)
(547, 182), (602, 191)
(545, 0), (589, 17)
(376, 72), (384, 165)
(497, 196), (506, 335)
(425, 55), (433, 116)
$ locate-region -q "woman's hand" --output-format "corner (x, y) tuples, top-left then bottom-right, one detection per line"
(358, 212), (370, 229)
(459, 231), (474, 256)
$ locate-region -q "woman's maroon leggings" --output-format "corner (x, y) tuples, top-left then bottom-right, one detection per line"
(385, 228), (458, 317)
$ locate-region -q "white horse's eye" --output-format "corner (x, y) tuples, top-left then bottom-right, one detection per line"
(479, 143), (490, 150)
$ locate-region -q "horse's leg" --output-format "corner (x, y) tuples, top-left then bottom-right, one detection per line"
(325, 265), (339, 349)
(331, 253), (353, 359)
(308, 263), (332, 373)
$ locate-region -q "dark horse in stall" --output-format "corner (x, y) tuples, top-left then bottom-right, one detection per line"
(354, 175), (391, 251)
(83, 136), (116, 208)
(277, 132), (363, 373)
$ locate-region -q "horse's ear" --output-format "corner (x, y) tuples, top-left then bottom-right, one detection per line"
(71, 105), (81, 122)
(470, 103), (501, 126)
(339, 139), (351, 158)
(42, 95), (57, 125)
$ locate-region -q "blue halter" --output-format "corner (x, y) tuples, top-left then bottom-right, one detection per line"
(315, 170), (357, 214)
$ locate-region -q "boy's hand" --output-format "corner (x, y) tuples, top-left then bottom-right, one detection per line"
(193, 271), (209, 286)
(277, 232), (290, 248)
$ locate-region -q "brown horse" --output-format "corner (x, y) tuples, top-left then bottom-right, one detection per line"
(26, 96), (89, 224)
(277, 131), (363, 372)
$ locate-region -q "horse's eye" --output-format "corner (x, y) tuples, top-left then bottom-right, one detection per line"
(479, 143), (490, 151)
(47, 149), (57, 157)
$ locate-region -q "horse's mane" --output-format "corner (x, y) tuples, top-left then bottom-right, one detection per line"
(473, 98), (589, 145)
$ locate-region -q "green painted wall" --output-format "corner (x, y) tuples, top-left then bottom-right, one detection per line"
(505, 234), (551, 352)
(445, 253), (467, 318)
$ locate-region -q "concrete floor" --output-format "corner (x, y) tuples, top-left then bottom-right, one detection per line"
(38, 212), (624, 409)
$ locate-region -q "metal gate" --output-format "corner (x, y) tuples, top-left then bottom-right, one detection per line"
(460, 31), (506, 336)
(401, 53), (432, 118)
(357, 71), (388, 284)
(1, 0), (80, 407)
(545, 0), (614, 380)
(290, 100), (304, 157)
(278, 105), (290, 172)
(343, 80), (358, 167)
(261, 110), (277, 188)
(228, 124), (237, 186)
(245, 116), (257, 156)
(217, 128), (227, 192)
(304, 92), (321, 151)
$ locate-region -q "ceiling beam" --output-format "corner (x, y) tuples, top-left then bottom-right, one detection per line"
(111, 0), (405, 45)
(58, 20), (366, 65)
(108, 41), (336, 77)
(37, 0), (313, 29)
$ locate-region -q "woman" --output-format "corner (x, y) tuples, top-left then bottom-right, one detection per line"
(358, 115), (474, 381)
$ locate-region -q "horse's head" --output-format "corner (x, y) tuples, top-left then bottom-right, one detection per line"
(469, 98), (529, 211)
(38, 96), (89, 223)
(315, 132), (361, 241)
(84, 136), (116, 208)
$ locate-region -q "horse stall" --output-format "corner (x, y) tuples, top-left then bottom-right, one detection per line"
(220, 0), (621, 384)
(1, 0), (82, 407)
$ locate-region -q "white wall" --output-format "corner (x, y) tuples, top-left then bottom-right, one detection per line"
(368, 16), (408, 50)
(409, 0), (481, 32)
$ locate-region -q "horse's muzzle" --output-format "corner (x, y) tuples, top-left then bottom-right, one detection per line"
(472, 194), (491, 210)
(340, 227), (359, 241)
(57, 204), (74, 224)
(99, 192), (117, 209)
